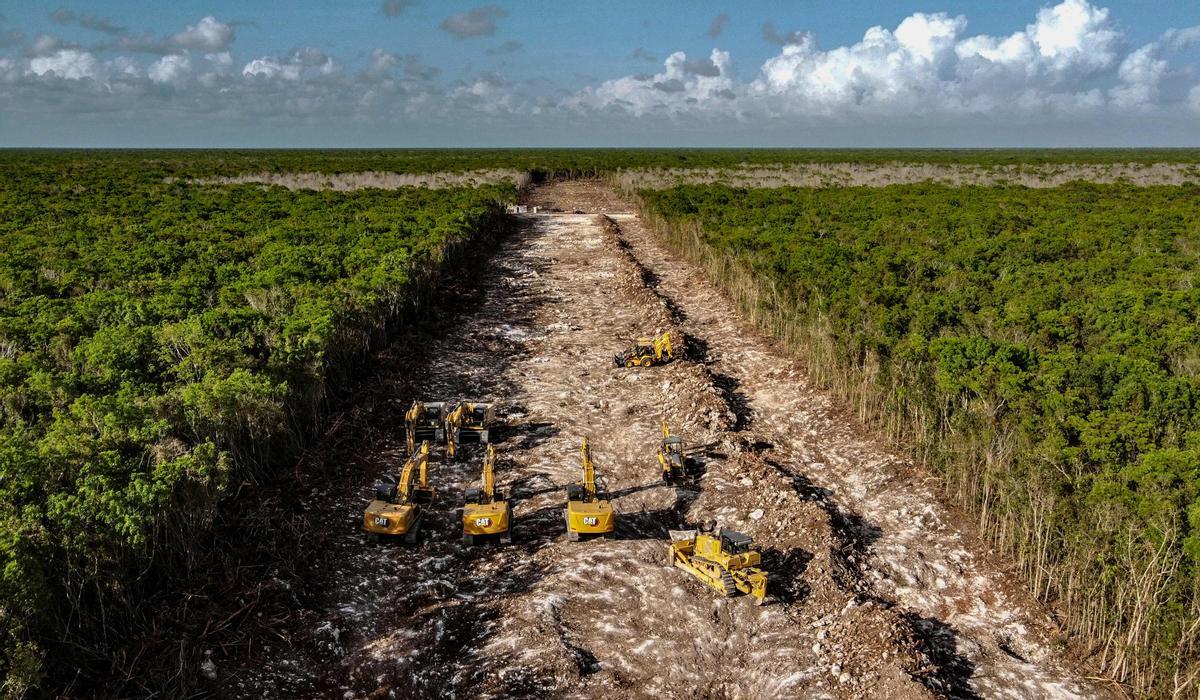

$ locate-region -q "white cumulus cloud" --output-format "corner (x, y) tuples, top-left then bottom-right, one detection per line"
(1163, 26), (1200, 52)
(367, 48), (399, 78)
(1026, 0), (1118, 73)
(242, 48), (335, 82)
(149, 54), (191, 85)
(750, 0), (1129, 120)
(571, 48), (737, 116)
(243, 56), (301, 81)
(28, 49), (97, 80)
(170, 16), (233, 52)
(1, 0), (1198, 146)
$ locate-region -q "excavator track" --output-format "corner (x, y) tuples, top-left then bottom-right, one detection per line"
(686, 555), (728, 596)
(403, 512), (423, 544)
(720, 571), (738, 597)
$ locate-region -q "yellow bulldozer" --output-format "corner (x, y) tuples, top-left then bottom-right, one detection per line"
(363, 441), (435, 543)
(564, 438), (614, 541)
(614, 331), (673, 368)
(462, 444), (512, 545)
(405, 400), (448, 454)
(669, 526), (768, 604)
(445, 401), (496, 460)
(657, 422), (687, 484)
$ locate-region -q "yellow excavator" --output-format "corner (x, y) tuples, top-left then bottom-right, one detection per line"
(669, 526), (768, 604)
(445, 401), (495, 460)
(405, 401), (447, 454)
(657, 422), (687, 484)
(564, 438), (614, 541)
(363, 441), (435, 543)
(614, 331), (673, 368)
(462, 444), (512, 545)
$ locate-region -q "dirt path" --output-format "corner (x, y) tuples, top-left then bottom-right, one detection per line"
(215, 182), (1109, 699)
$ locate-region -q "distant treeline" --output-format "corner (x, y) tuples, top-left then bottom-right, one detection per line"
(639, 183), (1200, 696)
(0, 155), (511, 694)
(5, 148), (1200, 180)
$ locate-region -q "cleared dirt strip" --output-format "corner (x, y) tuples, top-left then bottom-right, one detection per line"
(212, 182), (1109, 700)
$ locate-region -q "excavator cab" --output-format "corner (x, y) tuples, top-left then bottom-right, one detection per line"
(719, 530), (752, 555)
(462, 445), (512, 545)
(657, 422), (687, 484)
(406, 401), (447, 454)
(614, 331), (673, 368)
(363, 441), (435, 543)
(564, 438), (615, 541)
(446, 401), (495, 460)
(668, 526), (768, 604)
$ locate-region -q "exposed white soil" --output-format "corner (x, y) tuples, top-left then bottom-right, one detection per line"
(177, 169), (530, 190)
(615, 162), (1200, 190)
(213, 182), (1114, 700)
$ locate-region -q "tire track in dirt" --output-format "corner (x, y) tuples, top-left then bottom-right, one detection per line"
(219, 198), (938, 698)
(603, 186), (1117, 699)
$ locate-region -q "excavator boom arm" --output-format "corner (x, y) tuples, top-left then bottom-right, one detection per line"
(581, 438), (596, 498)
(445, 403), (463, 457)
(404, 401), (420, 452)
(416, 442), (430, 488)
(397, 453), (417, 501)
(655, 331), (672, 360)
(482, 444), (495, 501)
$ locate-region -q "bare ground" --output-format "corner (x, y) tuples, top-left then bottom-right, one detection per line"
(614, 162), (1200, 189)
(173, 181), (1113, 700)
(177, 161), (1200, 194)
(175, 169), (530, 190)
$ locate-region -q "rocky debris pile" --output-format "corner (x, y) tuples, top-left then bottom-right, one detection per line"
(684, 445), (938, 696)
(598, 214), (683, 331)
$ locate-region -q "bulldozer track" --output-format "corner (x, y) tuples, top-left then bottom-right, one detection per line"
(720, 571), (738, 597)
(208, 182), (1111, 699)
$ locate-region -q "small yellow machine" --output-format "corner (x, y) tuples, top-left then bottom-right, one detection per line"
(363, 441), (435, 543)
(657, 422), (687, 484)
(462, 444), (512, 545)
(405, 401), (447, 454)
(614, 331), (673, 368)
(669, 527), (768, 604)
(564, 438), (614, 541)
(445, 401), (495, 460)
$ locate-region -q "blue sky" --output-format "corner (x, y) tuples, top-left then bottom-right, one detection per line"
(1, 0), (1198, 146)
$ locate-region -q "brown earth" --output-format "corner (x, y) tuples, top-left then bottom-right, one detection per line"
(120, 181), (1116, 699)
